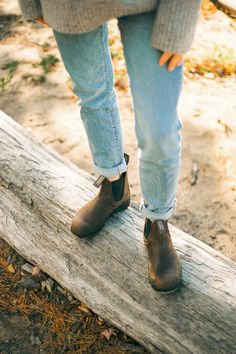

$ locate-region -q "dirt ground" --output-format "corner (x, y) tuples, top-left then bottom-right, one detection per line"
(0, 0), (236, 352)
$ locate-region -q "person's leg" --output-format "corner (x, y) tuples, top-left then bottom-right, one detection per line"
(118, 12), (183, 221)
(53, 25), (130, 237)
(118, 12), (182, 293)
(53, 24), (126, 179)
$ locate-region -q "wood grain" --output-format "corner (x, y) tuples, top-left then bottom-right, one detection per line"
(0, 110), (236, 353)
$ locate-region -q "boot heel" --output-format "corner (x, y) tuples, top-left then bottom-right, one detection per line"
(112, 198), (130, 214)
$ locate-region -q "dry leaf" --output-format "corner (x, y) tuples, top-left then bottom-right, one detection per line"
(32, 266), (42, 277)
(97, 316), (104, 325)
(78, 303), (90, 313)
(7, 264), (15, 273)
(116, 78), (127, 90)
(193, 108), (201, 117)
(101, 328), (117, 341)
(217, 119), (232, 137)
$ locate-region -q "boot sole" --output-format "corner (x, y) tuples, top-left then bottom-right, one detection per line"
(148, 275), (181, 294)
(72, 198), (130, 238)
(148, 264), (182, 294)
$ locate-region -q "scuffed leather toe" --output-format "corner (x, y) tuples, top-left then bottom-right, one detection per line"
(70, 167), (130, 237)
(144, 219), (182, 294)
(71, 214), (101, 237)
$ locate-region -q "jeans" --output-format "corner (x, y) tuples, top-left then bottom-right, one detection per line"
(53, 11), (183, 220)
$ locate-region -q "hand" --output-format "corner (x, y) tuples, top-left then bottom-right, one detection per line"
(35, 17), (50, 27)
(159, 52), (184, 72)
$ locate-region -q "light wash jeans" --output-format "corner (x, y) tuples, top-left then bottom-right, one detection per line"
(53, 11), (183, 220)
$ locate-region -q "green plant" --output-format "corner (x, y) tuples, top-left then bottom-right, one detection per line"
(185, 44), (236, 78)
(39, 54), (59, 74)
(114, 72), (126, 81)
(109, 46), (124, 60)
(4, 61), (20, 74)
(22, 73), (46, 84)
(0, 61), (20, 90)
(42, 41), (50, 51)
(212, 44), (235, 65)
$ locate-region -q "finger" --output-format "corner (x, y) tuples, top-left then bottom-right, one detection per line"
(168, 56), (179, 72)
(177, 56), (184, 66)
(168, 55), (183, 72)
(159, 52), (172, 66)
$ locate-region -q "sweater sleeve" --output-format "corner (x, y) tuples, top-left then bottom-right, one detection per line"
(18, 0), (43, 19)
(151, 0), (202, 54)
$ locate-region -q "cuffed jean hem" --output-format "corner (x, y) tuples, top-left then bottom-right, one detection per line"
(140, 202), (176, 221)
(93, 156), (127, 178)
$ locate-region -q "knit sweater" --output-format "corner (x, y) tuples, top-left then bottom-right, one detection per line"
(18, 0), (202, 54)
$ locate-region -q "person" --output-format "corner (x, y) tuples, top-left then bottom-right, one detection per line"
(18, 0), (202, 294)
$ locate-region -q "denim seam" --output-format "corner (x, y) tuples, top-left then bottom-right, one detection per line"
(100, 24), (121, 165)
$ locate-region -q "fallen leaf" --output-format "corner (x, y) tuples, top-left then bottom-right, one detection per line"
(32, 266), (42, 277)
(97, 316), (104, 325)
(78, 303), (90, 313)
(217, 119), (232, 137)
(101, 328), (117, 341)
(193, 108), (201, 117)
(7, 264), (15, 273)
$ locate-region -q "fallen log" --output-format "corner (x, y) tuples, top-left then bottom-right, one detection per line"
(0, 110), (236, 353)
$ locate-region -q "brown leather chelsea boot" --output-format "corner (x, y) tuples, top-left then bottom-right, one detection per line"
(143, 218), (182, 294)
(71, 154), (130, 237)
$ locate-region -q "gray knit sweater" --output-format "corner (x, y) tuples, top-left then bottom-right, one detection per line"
(18, 0), (202, 54)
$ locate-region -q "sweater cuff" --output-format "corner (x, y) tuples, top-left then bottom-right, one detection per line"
(18, 0), (43, 20)
(151, 0), (202, 54)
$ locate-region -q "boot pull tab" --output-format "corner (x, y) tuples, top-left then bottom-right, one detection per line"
(93, 153), (129, 188)
(156, 220), (169, 232)
(124, 153), (129, 165)
(93, 175), (106, 188)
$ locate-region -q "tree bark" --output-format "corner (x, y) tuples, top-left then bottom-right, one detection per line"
(0, 110), (236, 353)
